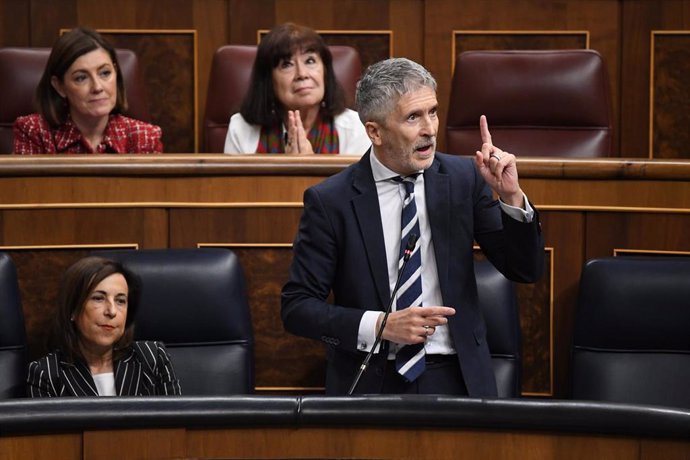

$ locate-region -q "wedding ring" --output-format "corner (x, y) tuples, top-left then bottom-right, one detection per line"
(490, 153), (502, 161)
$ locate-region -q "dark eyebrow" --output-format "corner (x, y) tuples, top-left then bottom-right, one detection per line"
(69, 62), (112, 76)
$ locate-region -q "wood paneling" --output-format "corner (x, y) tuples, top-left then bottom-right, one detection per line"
(274, 0), (390, 30)
(320, 32), (392, 70)
(188, 427), (642, 460)
(540, 212), (585, 397)
(83, 429), (186, 460)
(0, 209), (167, 247)
(585, 213), (690, 261)
(454, 30), (588, 55)
(620, 0), (690, 157)
(100, 30), (197, 153)
(3, 425), (688, 460)
(28, 0), (77, 46)
(651, 32), (690, 159)
(517, 250), (553, 395)
(641, 439), (690, 460)
(0, 0), (30, 46)
(390, 0), (425, 63)
(232, 246), (326, 390)
(194, 0), (229, 147)
(0, 433), (81, 460)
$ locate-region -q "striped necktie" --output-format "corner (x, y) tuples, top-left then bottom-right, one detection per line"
(392, 174), (425, 382)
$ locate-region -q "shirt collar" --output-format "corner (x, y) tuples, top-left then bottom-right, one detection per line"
(369, 146), (424, 183)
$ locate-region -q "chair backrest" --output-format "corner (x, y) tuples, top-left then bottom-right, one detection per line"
(92, 248), (254, 395)
(202, 44), (362, 152)
(0, 252), (27, 398)
(446, 49), (612, 157)
(0, 47), (150, 153)
(572, 257), (690, 409)
(475, 258), (521, 398)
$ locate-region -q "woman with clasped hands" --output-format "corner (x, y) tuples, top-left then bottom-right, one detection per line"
(27, 257), (180, 397)
(13, 27), (162, 154)
(224, 22), (370, 155)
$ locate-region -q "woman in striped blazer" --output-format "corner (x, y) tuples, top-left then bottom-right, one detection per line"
(27, 257), (181, 397)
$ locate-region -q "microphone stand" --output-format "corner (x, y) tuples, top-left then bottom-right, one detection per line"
(347, 234), (418, 395)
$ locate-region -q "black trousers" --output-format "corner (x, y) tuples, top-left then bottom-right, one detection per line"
(380, 355), (468, 395)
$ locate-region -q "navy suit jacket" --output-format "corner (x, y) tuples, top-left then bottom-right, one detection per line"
(281, 151), (544, 396)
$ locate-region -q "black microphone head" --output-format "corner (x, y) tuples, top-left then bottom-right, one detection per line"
(403, 233), (418, 260)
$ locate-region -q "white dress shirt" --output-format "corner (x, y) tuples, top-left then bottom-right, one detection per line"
(357, 149), (534, 357)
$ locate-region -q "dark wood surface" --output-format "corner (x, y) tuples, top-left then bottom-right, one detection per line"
(2, 155), (689, 397)
(1, 427), (688, 460)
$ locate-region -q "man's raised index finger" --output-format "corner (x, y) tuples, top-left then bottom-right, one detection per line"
(480, 114), (492, 145)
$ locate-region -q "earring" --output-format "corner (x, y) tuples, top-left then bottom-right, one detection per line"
(321, 100), (326, 108)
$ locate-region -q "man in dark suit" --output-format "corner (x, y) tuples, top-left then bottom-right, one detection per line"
(281, 58), (544, 396)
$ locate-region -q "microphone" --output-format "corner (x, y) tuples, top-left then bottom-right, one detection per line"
(347, 233), (418, 395)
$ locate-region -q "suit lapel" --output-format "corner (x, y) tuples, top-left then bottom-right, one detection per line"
(351, 151), (390, 309)
(115, 351), (140, 396)
(424, 158), (451, 303)
(62, 361), (98, 396)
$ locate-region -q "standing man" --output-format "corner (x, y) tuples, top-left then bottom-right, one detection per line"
(281, 58), (544, 396)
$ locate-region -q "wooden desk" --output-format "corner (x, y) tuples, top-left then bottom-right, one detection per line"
(2, 155), (689, 397)
(0, 396), (688, 460)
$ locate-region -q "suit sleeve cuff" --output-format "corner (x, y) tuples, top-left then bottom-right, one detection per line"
(499, 192), (534, 223)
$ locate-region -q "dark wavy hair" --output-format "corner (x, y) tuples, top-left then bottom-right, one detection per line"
(239, 22), (346, 127)
(36, 27), (127, 128)
(53, 256), (140, 364)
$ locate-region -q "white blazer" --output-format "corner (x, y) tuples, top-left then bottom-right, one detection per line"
(223, 108), (370, 156)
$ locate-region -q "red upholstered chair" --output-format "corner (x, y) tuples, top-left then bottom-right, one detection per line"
(202, 45), (362, 153)
(0, 47), (150, 154)
(446, 50), (613, 157)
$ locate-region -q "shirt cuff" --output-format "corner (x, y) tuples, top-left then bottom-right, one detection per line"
(499, 192), (534, 223)
(357, 310), (383, 352)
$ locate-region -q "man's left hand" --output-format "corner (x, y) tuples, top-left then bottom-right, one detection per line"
(473, 115), (524, 208)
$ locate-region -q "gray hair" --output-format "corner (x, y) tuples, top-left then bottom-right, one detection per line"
(355, 57), (437, 124)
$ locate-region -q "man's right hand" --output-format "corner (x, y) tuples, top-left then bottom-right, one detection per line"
(378, 306), (455, 345)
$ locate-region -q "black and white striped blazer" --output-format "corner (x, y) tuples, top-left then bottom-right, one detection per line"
(27, 341), (181, 397)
